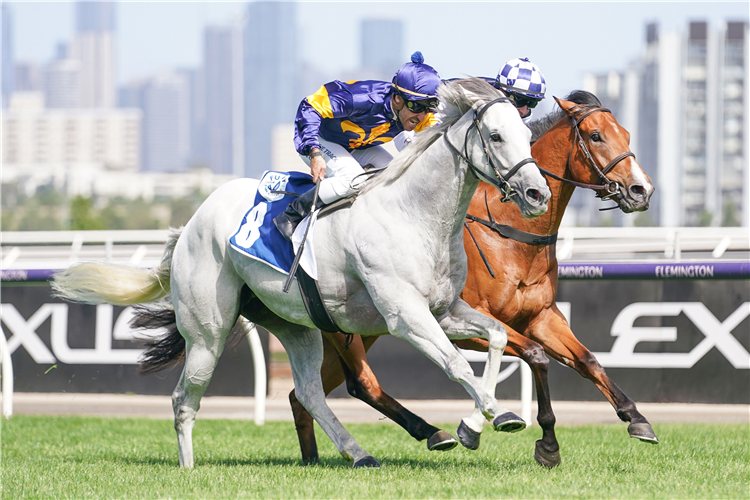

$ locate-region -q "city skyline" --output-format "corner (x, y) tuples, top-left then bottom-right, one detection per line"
(7, 2), (748, 116)
(3, 1), (748, 227)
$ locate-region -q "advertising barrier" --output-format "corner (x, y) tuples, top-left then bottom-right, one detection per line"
(0, 281), (268, 396)
(1, 262), (748, 403)
(329, 262), (750, 404)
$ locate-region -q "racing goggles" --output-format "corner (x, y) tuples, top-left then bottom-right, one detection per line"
(404, 98), (439, 114)
(508, 93), (542, 109)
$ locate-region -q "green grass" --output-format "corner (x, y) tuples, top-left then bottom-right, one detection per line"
(2, 416), (748, 499)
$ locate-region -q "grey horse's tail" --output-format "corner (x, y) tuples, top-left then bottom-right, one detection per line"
(133, 303), (185, 375)
(135, 301), (251, 375)
(51, 227), (182, 306)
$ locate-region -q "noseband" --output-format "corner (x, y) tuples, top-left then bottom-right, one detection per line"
(444, 97), (538, 202)
(537, 106), (635, 207)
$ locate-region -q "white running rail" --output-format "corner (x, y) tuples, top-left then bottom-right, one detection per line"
(243, 320), (267, 425)
(0, 328), (14, 418)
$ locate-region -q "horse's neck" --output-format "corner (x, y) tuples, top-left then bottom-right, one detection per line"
(532, 122), (579, 234)
(500, 120), (577, 237)
(470, 120), (577, 269)
(379, 115), (480, 241)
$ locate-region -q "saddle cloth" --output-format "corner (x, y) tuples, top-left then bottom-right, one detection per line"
(229, 170), (319, 279)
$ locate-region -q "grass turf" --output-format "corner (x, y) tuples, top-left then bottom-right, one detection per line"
(2, 415), (748, 499)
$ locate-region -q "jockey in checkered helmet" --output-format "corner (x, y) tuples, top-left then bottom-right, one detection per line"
(495, 57), (546, 124)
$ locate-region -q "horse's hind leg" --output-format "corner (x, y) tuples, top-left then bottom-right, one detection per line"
(290, 332), (457, 463)
(170, 264), (244, 467)
(326, 332), (457, 450)
(529, 307), (658, 443)
(275, 327), (379, 468)
(289, 331), (347, 464)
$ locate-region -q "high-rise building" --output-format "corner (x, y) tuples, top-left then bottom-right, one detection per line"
(14, 62), (43, 92)
(44, 59), (82, 109)
(76, 0), (115, 31)
(243, 1), (298, 179)
(585, 20), (748, 228)
(361, 19), (403, 81)
(71, 1), (116, 108)
(177, 66), (208, 170)
(2, 4), (14, 108)
(204, 26), (241, 175)
(141, 72), (191, 173)
(719, 22), (748, 227)
(638, 20), (748, 227)
(2, 92), (140, 170)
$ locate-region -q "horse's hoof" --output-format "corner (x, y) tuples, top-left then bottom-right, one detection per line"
(353, 456), (381, 469)
(493, 412), (527, 433)
(534, 440), (561, 468)
(427, 430), (458, 451)
(628, 422), (659, 444)
(456, 420), (481, 450)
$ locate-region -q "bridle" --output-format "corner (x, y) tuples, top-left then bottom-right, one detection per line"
(464, 103), (638, 275)
(536, 105), (635, 208)
(444, 97), (538, 202)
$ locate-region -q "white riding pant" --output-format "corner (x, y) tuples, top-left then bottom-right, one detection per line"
(299, 137), (393, 204)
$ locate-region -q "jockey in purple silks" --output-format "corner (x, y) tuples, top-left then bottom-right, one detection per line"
(274, 51), (441, 241)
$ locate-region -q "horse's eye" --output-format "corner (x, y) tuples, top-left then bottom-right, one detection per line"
(490, 133), (502, 142)
(591, 132), (602, 142)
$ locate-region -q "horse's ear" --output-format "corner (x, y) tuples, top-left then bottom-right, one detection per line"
(555, 97), (577, 116)
(459, 86), (482, 107)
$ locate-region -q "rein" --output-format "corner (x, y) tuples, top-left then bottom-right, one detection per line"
(464, 105), (636, 277)
(537, 105), (635, 210)
(444, 97), (538, 202)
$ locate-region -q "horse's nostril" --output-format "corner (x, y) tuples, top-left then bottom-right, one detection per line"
(526, 189), (542, 203)
(630, 185), (646, 198)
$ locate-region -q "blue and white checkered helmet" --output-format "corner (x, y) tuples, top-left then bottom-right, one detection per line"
(495, 57), (546, 99)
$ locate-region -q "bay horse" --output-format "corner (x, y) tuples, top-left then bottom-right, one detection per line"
(51, 79), (552, 468)
(286, 90), (656, 468)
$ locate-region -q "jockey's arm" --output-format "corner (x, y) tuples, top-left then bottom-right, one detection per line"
(294, 81), (355, 158)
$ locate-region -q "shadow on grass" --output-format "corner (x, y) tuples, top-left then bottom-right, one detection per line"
(112, 453), (533, 471)
(114, 455), (350, 468)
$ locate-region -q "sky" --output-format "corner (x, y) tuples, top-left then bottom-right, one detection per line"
(6, 1), (749, 115)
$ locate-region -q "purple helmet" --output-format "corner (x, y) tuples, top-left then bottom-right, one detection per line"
(392, 51), (441, 102)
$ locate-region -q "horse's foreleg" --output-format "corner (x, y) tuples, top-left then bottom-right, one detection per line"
(505, 332), (561, 468)
(454, 330), (561, 467)
(438, 300), (525, 449)
(529, 307), (658, 443)
(324, 332), (457, 451)
(374, 292), (501, 428)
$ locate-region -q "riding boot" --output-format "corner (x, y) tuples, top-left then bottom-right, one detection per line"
(273, 187), (326, 241)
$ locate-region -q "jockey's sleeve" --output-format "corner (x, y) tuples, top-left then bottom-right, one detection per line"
(294, 81), (354, 156)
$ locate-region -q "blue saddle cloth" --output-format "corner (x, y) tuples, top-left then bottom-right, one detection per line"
(229, 171), (315, 275)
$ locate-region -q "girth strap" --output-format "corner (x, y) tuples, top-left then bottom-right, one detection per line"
(296, 266), (352, 340)
(466, 214), (558, 246)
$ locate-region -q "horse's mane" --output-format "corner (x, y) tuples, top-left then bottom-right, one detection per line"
(360, 78), (507, 194)
(528, 90), (603, 142)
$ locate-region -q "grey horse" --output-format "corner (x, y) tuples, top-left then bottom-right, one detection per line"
(52, 79), (551, 468)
